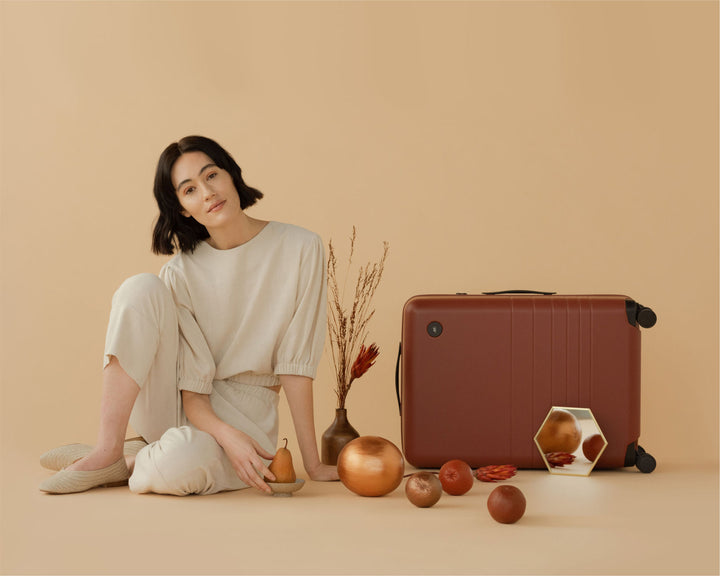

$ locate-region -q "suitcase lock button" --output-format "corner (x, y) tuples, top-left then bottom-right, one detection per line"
(427, 321), (443, 338)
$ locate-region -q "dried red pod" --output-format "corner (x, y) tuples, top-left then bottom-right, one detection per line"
(475, 464), (517, 482)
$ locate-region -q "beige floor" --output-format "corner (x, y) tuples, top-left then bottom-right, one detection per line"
(2, 445), (718, 576)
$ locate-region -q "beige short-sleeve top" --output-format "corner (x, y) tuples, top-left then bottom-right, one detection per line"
(159, 221), (327, 393)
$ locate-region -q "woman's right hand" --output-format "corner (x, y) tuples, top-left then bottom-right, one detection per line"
(182, 390), (277, 494)
(217, 427), (276, 494)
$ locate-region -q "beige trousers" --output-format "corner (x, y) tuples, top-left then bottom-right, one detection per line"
(103, 273), (279, 496)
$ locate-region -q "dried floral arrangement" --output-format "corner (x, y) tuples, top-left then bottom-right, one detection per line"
(327, 227), (389, 409)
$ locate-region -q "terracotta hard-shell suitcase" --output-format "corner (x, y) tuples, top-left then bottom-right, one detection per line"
(396, 291), (657, 472)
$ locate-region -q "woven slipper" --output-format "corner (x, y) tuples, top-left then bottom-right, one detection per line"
(40, 437), (148, 471)
(39, 457), (130, 494)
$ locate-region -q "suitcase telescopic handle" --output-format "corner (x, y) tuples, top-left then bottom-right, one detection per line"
(482, 290), (556, 295)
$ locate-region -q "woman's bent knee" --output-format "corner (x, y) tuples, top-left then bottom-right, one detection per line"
(129, 427), (228, 496)
(105, 273), (177, 389)
(114, 273), (169, 307)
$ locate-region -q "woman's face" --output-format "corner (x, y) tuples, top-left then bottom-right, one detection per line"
(171, 151), (242, 229)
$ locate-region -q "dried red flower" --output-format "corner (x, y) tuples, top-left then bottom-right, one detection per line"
(475, 464), (517, 482)
(350, 343), (380, 383)
(545, 452), (576, 467)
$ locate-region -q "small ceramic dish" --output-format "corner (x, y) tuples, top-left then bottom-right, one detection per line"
(267, 479), (305, 497)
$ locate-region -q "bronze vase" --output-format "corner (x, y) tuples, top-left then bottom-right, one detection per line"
(321, 408), (360, 465)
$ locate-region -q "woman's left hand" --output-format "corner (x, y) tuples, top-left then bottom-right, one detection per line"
(306, 462), (340, 482)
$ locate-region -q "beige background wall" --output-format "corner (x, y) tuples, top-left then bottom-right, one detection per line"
(1, 0), (717, 486)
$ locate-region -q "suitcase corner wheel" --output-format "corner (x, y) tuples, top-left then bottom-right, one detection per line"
(626, 444), (657, 473)
(626, 301), (658, 329)
(635, 446), (657, 473)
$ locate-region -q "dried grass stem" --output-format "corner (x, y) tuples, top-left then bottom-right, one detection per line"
(327, 227), (388, 409)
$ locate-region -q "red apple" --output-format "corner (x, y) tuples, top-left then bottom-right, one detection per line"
(582, 433), (605, 462)
(487, 485), (526, 524)
(438, 459), (474, 496)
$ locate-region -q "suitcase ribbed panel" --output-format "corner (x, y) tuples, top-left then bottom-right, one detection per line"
(401, 295), (642, 469)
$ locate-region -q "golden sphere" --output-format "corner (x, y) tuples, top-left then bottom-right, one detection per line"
(537, 409), (583, 454)
(337, 436), (405, 497)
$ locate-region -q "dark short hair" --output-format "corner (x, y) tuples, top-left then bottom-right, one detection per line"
(151, 136), (263, 255)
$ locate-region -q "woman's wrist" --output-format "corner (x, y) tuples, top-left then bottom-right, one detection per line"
(304, 458), (323, 475)
(181, 390), (235, 446)
(211, 421), (241, 449)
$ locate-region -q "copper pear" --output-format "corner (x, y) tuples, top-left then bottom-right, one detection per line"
(268, 438), (296, 483)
